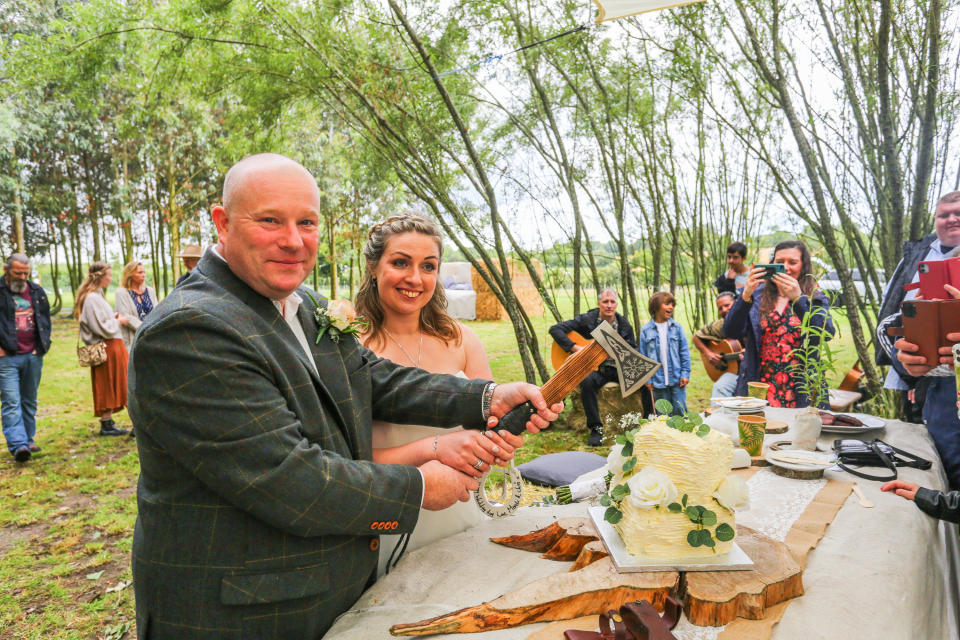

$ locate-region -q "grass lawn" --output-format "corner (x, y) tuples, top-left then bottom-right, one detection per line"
(0, 289), (865, 638)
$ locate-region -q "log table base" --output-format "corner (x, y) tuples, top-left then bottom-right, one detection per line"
(391, 518), (803, 635)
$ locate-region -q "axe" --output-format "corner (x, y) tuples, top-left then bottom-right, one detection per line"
(481, 324), (661, 436)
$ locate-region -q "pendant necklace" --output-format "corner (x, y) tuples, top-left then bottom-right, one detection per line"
(383, 327), (423, 368)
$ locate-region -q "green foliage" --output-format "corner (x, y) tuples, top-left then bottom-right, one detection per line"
(654, 398), (674, 414)
(716, 523), (735, 542)
(788, 302), (836, 408)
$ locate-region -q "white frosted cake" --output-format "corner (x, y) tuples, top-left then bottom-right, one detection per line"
(604, 415), (748, 559)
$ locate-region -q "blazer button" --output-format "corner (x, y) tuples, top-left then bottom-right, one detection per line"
(369, 538), (380, 551)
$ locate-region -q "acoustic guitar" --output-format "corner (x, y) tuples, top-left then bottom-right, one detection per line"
(551, 331), (592, 371)
(700, 339), (743, 382)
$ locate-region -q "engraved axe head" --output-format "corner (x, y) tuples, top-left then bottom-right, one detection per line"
(590, 323), (661, 397)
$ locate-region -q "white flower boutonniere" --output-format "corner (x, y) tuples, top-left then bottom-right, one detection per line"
(305, 293), (367, 343)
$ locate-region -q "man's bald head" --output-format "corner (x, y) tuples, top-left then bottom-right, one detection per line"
(222, 154), (318, 214)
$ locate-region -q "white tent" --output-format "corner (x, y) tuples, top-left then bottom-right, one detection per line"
(591, 0), (705, 22)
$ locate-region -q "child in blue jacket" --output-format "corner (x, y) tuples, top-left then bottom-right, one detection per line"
(639, 291), (691, 416)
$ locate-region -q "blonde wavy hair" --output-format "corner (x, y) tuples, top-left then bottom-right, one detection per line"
(73, 262), (111, 320)
(355, 212), (461, 351)
(120, 261), (144, 290)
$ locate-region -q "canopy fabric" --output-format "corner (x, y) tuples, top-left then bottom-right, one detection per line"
(591, 0), (705, 22)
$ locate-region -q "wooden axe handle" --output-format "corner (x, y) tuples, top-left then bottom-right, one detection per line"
(541, 340), (610, 405)
(475, 340), (610, 435)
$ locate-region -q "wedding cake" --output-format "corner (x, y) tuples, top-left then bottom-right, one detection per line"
(603, 414), (749, 559)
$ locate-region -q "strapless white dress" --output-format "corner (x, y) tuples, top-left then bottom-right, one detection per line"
(371, 371), (485, 576)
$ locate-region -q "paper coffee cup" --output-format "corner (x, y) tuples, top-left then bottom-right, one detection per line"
(748, 381), (770, 400)
(738, 414), (767, 457)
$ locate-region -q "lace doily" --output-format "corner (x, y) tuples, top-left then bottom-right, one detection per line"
(670, 468), (827, 640)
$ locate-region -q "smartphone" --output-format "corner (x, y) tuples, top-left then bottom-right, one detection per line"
(754, 263), (785, 280)
(897, 300), (942, 365)
(905, 256), (960, 299)
(893, 299), (960, 365)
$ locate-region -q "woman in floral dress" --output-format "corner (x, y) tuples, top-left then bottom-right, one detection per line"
(723, 240), (835, 408)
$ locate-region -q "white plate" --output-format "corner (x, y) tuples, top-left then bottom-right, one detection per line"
(714, 397), (768, 411)
(587, 507), (754, 572)
(765, 449), (838, 471)
(820, 412), (885, 434)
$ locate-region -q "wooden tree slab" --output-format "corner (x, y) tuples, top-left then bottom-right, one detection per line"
(389, 556), (678, 636)
(682, 526), (803, 626)
(491, 517), (598, 561)
(569, 540), (608, 572)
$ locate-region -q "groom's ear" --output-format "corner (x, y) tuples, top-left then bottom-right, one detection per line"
(212, 205), (229, 237)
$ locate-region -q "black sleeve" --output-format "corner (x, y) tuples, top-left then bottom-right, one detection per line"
(714, 274), (734, 294)
(915, 487), (960, 524)
(549, 312), (593, 352)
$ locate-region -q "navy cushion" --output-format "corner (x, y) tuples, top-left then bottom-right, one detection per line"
(517, 451), (607, 487)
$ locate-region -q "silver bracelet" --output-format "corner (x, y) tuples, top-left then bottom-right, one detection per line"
(481, 382), (497, 422)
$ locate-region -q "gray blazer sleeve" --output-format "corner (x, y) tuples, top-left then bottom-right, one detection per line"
(130, 308), (430, 538)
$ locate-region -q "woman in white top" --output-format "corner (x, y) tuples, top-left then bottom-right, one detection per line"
(356, 213), (523, 575)
(75, 262), (131, 436)
(115, 261), (159, 351)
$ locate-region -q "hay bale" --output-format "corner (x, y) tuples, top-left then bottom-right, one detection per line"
(563, 383), (649, 447)
(471, 258), (544, 321)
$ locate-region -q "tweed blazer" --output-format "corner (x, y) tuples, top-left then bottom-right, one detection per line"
(128, 252), (489, 640)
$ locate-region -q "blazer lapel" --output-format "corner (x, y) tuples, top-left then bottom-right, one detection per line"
(196, 253), (354, 444)
(297, 297), (358, 455)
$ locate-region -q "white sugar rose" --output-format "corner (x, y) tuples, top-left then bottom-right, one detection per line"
(626, 466), (678, 510)
(326, 299), (356, 330)
(713, 474), (750, 511)
(607, 444), (629, 478)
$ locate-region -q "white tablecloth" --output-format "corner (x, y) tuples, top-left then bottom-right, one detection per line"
(324, 409), (959, 640)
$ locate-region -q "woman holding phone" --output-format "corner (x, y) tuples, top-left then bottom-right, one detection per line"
(723, 240), (835, 408)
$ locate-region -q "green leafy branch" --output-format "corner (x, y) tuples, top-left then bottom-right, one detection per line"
(667, 494), (735, 549)
(788, 301), (836, 408)
(655, 399), (711, 437)
(600, 480), (630, 524)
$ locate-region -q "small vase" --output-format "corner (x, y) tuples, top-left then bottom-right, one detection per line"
(793, 407), (822, 451)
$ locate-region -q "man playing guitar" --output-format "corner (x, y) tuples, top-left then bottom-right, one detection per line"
(692, 292), (743, 401)
(549, 289), (651, 446)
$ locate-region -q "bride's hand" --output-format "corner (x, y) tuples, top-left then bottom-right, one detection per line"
(436, 430), (520, 478)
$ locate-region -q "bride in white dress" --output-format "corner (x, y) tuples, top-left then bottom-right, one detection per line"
(355, 213), (524, 576)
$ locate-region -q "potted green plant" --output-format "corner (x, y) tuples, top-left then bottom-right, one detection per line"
(789, 302), (836, 450)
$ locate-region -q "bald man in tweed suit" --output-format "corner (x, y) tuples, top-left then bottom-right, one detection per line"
(128, 154), (561, 639)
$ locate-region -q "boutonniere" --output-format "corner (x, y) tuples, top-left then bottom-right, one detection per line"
(305, 293), (367, 343)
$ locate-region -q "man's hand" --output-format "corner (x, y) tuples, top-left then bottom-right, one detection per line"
(679, 377), (689, 387)
(488, 382), (563, 433)
(706, 351), (723, 367)
(571, 344), (584, 353)
(894, 338), (938, 377)
(420, 460), (479, 510)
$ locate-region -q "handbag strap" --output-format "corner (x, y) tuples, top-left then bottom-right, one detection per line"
(836, 441), (898, 482)
(875, 439), (933, 470)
